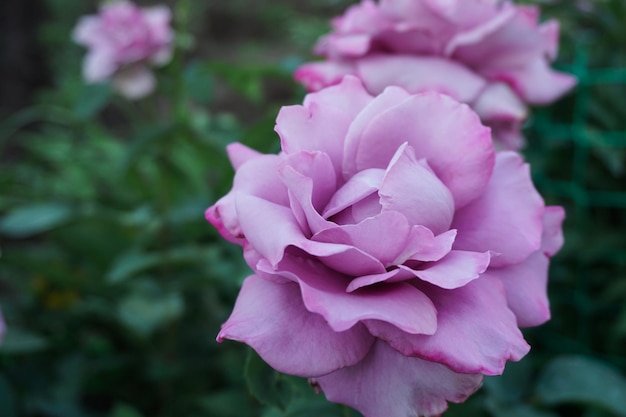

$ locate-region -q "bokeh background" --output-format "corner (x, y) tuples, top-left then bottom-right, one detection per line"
(1, 0), (625, 416)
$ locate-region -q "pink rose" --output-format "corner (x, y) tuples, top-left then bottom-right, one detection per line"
(207, 77), (564, 417)
(73, 1), (173, 99)
(295, 0), (576, 149)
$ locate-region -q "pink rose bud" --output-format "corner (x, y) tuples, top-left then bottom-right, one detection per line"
(295, 0), (577, 149)
(208, 76), (565, 417)
(73, 1), (173, 99)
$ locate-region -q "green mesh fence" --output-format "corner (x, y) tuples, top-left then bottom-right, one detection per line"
(532, 49), (626, 211)
(525, 47), (626, 356)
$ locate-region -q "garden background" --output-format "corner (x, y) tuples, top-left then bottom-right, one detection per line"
(1, 0), (625, 416)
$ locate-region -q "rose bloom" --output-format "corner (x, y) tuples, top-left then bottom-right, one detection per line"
(295, 0), (576, 150)
(73, 1), (173, 99)
(207, 76), (564, 417)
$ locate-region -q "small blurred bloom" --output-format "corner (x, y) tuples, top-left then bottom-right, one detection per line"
(296, 0), (577, 149)
(73, 1), (173, 99)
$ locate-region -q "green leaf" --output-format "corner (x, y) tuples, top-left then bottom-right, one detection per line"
(184, 61), (215, 105)
(484, 359), (534, 405)
(107, 246), (218, 284)
(245, 349), (292, 411)
(107, 252), (160, 284)
(534, 355), (626, 416)
(110, 403), (144, 417)
(117, 288), (184, 337)
(0, 328), (49, 354)
(282, 396), (352, 417)
(486, 402), (558, 417)
(73, 83), (111, 119)
(0, 203), (74, 238)
(197, 390), (255, 417)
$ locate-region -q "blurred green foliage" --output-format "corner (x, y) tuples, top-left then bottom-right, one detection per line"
(0, 0), (625, 416)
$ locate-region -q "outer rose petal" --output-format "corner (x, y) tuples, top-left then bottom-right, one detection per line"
(294, 61), (356, 92)
(83, 51), (117, 82)
(472, 83), (528, 150)
(472, 82), (527, 126)
(275, 76), (373, 177)
(205, 154), (288, 244)
(452, 151), (544, 267)
(217, 275), (375, 377)
(541, 206), (565, 256)
(225, 142), (262, 170)
(489, 205), (564, 327)
(72, 16), (102, 46)
(350, 92), (494, 208)
(485, 58), (577, 105)
(367, 275), (530, 375)
(486, 251), (550, 328)
(357, 55), (487, 103)
(317, 340), (483, 417)
(113, 66), (156, 99)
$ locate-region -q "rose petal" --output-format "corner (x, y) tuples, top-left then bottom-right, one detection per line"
(275, 76), (373, 177)
(313, 211), (412, 266)
(452, 151), (544, 267)
(541, 206), (565, 257)
(83, 51), (117, 82)
(279, 151), (337, 234)
(205, 154), (288, 244)
(485, 251), (550, 328)
(367, 275), (530, 375)
(323, 168), (385, 219)
(379, 143), (455, 234)
(412, 249), (491, 289)
(351, 92), (494, 208)
(226, 142), (262, 170)
(451, 5), (547, 70)
(485, 58), (577, 104)
(357, 55), (487, 102)
(237, 194), (385, 274)
(343, 86), (412, 179)
(444, 4), (516, 56)
(262, 254), (437, 335)
(294, 61), (356, 92)
(472, 82), (527, 124)
(346, 267), (416, 292)
(113, 66), (156, 99)
(407, 229), (457, 262)
(72, 16), (102, 46)
(317, 340), (483, 417)
(217, 275), (375, 377)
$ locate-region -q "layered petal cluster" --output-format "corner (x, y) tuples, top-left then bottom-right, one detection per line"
(208, 77), (564, 417)
(73, 1), (173, 99)
(295, 0), (576, 149)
